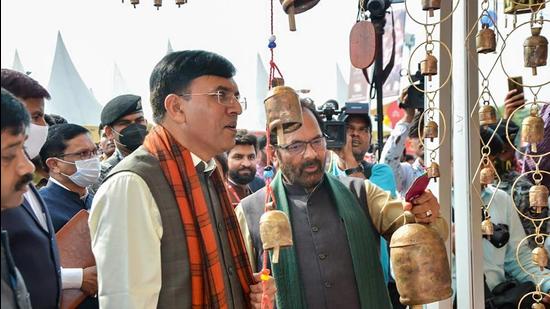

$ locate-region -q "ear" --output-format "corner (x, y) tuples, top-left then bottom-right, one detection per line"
(164, 94), (187, 124)
(45, 157), (61, 174)
(270, 146), (279, 166)
(105, 126), (114, 139)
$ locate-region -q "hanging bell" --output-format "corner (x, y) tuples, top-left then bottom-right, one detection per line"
(521, 107), (544, 152)
(529, 184), (549, 214)
(523, 26), (548, 76)
(427, 162), (440, 182)
(504, 0), (545, 15)
(264, 86), (303, 145)
(421, 0), (441, 17)
(476, 23), (497, 54)
(480, 166), (495, 185)
(390, 211), (452, 305)
(424, 120), (438, 141)
(532, 302), (547, 309)
(531, 245), (549, 271)
(481, 217), (494, 240)
(154, 0), (162, 10)
(421, 52), (438, 81)
(280, 0), (320, 31)
(175, 0), (187, 7)
(479, 104), (498, 126)
(259, 210), (293, 263)
(130, 0), (139, 7)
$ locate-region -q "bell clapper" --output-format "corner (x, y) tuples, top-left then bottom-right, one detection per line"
(276, 124), (285, 146)
(272, 246), (280, 264)
(287, 4), (296, 31)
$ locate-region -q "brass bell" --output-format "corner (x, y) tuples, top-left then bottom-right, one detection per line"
(531, 245), (549, 271)
(264, 86), (303, 145)
(481, 218), (494, 240)
(130, 0), (139, 7)
(427, 162), (440, 182)
(479, 104), (498, 126)
(504, 0), (545, 15)
(175, 0), (187, 7)
(259, 210), (293, 263)
(421, 52), (438, 81)
(532, 302), (546, 309)
(421, 0), (441, 17)
(390, 211), (452, 305)
(480, 166), (495, 185)
(476, 23), (497, 54)
(154, 0), (162, 9)
(521, 107), (544, 152)
(524, 26), (548, 76)
(529, 184), (549, 214)
(424, 120), (438, 142)
(280, 0), (320, 31)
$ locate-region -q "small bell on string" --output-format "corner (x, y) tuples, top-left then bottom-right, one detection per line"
(523, 26), (548, 76)
(264, 86), (303, 145)
(175, 0), (187, 7)
(529, 184), (549, 214)
(480, 166), (495, 185)
(154, 0), (162, 10)
(532, 302), (546, 309)
(521, 106), (544, 153)
(481, 217), (494, 240)
(421, 0), (441, 17)
(259, 210), (293, 263)
(476, 23), (497, 54)
(130, 0), (139, 8)
(479, 104), (498, 126)
(279, 0), (320, 32)
(421, 52), (438, 81)
(531, 245), (549, 271)
(424, 120), (438, 142)
(427, 162), (440, 182)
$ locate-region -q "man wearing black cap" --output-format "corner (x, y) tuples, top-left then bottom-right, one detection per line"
(90, 94), (148, 194)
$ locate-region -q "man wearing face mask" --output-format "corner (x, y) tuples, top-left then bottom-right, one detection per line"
(89, 94), (148, 194)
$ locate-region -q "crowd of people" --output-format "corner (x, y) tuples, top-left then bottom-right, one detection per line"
(1, 49), (548, 309)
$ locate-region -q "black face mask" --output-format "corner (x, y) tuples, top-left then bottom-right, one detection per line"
(116, 123), (148, 152)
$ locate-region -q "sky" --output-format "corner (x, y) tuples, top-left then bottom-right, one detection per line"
(2, 0), (549, 130)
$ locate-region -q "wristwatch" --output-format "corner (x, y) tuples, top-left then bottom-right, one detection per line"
(344, 165), (364, 176)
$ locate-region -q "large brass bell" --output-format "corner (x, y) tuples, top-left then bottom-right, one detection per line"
(264, 86), (303, 145)
(479, 104), (498, 126)
(390, 211), (452, 305)
(421, 0), (441, 17)
(529, 184), (549, 214)
(280, 0), (320, 31)
(424, 120), (438, 142)
(481, 217), (494, 240)
(480, 166), (495, 185)
(531, 245), (548, 271)
(427, 162), (440, 182)
(476, 23), (497, 54)
(259, 210), (293, 263)
(504, 0), (545, 15)
(521, 106), (544, 152)
(421, 52), (438, 81)
(524, 26), (548, 76)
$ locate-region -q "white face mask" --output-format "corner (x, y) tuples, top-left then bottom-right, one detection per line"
(25, 123), (49, 159)
(59, 157), (101, 188)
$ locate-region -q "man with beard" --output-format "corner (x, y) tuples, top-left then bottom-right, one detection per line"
(89, 94), (148, 194)
(226, 130), (265, 206)
(1, 88), (34, 309)
(236, 99), (447, 308)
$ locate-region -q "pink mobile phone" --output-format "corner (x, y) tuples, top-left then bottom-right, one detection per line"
(405, 173), (430, 202)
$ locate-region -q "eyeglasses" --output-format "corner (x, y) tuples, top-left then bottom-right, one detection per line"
(179, 90), (247, 110)
(57, 148), (102, 160)
(278, 136), (326, 155)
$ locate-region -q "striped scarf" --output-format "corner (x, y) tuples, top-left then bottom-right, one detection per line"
(143, 126), (254, 308)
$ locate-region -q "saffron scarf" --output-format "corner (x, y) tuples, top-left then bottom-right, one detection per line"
(143, 126), (254, 308)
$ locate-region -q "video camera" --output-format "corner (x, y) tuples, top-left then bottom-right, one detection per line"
(401, 69), (425, 110)
(317, 100), (371, 149)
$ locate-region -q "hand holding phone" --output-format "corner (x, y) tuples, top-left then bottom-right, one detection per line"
(507, 76), (523, 95)
(505, 76), (526, 119)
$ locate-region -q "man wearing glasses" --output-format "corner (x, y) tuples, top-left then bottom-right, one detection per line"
(90, 94), (148, 194)
(236, 99), (447, 308)
(89, 50), (275, 309)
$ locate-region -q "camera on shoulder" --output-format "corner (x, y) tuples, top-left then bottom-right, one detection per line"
(317, 100), (371, 150)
